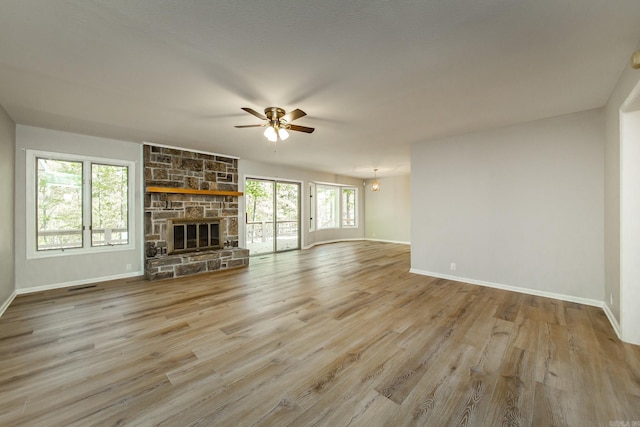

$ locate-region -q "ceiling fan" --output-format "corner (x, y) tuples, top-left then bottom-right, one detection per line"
(234, 107), (315, 142)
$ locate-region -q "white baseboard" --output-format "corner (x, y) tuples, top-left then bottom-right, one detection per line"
(302, 238), (364, 250)
(365, 238), (411, 245)
(0, 290), (17, 318)
(601, 302), (622, 340)
(16, 271), (144, 295)
(409, 268), (603, 308)
(302, 238), (410, 250)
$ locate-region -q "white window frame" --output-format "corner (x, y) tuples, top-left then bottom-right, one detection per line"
(309, 182), (359, 231)
(26, 149), (136, 259)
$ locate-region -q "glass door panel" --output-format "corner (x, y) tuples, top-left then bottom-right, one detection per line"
(245, 178), (300, 255)
(245, 179), (275, 255)
(275, 182), (300, 252)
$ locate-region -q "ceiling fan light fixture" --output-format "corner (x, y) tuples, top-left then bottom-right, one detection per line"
(264, 125), (277, 142)
(278, 128), (289, 141)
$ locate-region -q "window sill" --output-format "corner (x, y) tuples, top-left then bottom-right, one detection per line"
(27, 243), (136, 260)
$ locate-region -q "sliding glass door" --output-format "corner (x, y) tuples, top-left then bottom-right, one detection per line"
(245, 178), (300, 255)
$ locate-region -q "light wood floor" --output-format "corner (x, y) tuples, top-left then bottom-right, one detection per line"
(1, 242), (639, 426)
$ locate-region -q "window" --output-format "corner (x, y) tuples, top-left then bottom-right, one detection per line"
(316, 185), (340, 229)
(342, 187), (357, 227)
(311, 183), (358, 230)
(28, 150), (134, 257)
(91, 163), (129, 247)
(36, 158), (84, 250)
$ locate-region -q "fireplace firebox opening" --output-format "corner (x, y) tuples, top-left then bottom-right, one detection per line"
(168, 218), (224, 255)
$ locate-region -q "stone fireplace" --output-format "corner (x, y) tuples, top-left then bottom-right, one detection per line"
(144, 144), (249, 280)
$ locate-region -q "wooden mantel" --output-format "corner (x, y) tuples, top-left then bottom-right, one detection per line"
(146, 186), (243, 197)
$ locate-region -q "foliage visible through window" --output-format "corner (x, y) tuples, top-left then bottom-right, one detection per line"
(91, 164), (129, 246)
(245, 178), (300, 253)
(35, 155), (130, 252)
(245, 179), (273, 244)
(316, 185), (340, 229)
(311, 183), (358, 231)
(276, 182), (299, 249)
(342, 187), (357, 227)
(37, 158), (83, 250)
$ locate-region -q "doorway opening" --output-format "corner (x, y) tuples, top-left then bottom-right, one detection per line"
(245, 178), (301, 255)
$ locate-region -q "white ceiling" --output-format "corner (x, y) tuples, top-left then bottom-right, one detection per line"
(1, 1), (640, 178)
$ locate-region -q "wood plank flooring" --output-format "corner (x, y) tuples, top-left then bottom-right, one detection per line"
(1, 241), (639, 426)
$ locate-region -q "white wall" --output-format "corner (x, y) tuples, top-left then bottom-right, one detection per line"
(604, 41), (640, 336)
(238, 160), (365, 248)
(364, 175), (411, 243)
(410, 109), (604, 302)
(0, 104), (15, 311)
(15, 126), (143, 291)
(620, 107), (640, 344)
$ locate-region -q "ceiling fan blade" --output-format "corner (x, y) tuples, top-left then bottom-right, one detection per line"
(241, 107), (267, 120)
(288, 124), (315, 134)
(234, 124), (265, 128)
(282, 109), (306, 123)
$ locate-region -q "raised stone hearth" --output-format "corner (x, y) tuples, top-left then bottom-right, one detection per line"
(144, 144), (248, 280)
(145, 247), (249, 280)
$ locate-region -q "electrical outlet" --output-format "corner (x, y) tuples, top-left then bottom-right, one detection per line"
(610, 294), (613, 305)
(450, 262), (456, 271)
(126, 263), (132, 271)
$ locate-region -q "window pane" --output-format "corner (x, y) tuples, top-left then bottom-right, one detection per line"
(245, 179), (274, 253)
(37, 158), (83, 250)
(91, 164), (129, 246)
(316, 185), (339, 229)
(276, 182), (300, 251)
(342, 188), (357, 227)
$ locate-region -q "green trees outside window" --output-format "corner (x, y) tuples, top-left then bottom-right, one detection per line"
(342, 187), (357, 227)
(37, 158), (83, 250)
(316, 185), (339, 229)
(91, 164), (129, 246)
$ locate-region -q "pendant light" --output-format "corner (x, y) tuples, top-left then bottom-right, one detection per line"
(371, 168), (380, 192)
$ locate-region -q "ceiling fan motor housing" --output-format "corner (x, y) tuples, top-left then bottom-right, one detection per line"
(265, 107), (286, 125)
(264, 107), (285, 121)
